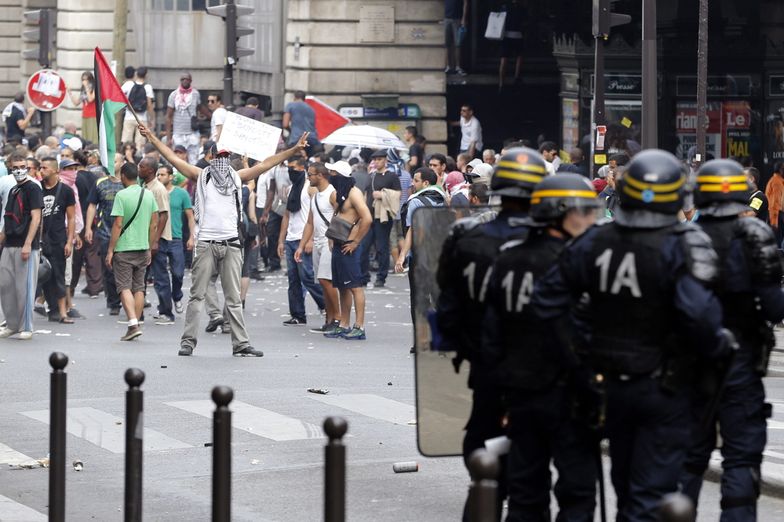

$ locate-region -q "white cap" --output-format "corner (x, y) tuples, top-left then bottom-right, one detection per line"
(467, 158), (484, 172)
(326, 160), (352, 177)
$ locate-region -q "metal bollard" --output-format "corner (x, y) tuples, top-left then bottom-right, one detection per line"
(49, 352), (68, 522)
(124, 369), (145, 522)
(467, 449), (499, 522)
(659, 493), (695, 522)
(212, 386), (233, 522)
(323, 417), (348, 522)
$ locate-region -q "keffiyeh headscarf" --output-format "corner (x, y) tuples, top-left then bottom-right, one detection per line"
(193, 156), (238, 224)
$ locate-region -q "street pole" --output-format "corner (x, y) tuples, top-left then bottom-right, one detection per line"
(696, 0), (709, 165)
(224, 0), (236, 110)
(591, 35), (607, 177)
(641, 0), (658, 148)
(113, 0), (127, 144)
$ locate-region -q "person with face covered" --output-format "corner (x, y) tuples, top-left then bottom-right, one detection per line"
(139, 124), (309, 357)
(0, 153), (43, 339)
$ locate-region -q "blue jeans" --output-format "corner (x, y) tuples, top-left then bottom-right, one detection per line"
(285, 240), (324, 321)
(152, 238), (185, 318)
(98, 235), (120, 309)
(360, 219), (393, 285)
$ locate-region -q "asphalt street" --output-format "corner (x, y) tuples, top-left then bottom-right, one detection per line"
(1, 271), (784, 521)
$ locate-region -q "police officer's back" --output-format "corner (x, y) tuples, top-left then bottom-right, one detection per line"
(680, 159), (784, 521)
(435, 147), (547, 520)
(484, 174), (600, 521)
(531, 149), (733, 520)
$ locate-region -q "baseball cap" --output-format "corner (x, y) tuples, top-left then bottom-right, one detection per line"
(174, 145), (187, 153)
(59, 159), (80, 170)
(326, 160), (352, 177)
(370, 148), (388, 159)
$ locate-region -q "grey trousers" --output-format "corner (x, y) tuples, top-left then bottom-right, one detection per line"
(205, 272), (226, 321)
(181, 241), (249, 352)
(0, 247), (39, 333)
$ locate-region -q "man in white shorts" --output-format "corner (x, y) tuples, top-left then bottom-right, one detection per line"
(295, 162), (338, 333)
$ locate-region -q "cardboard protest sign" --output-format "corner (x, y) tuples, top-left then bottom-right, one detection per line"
(217, 112), (282, 162)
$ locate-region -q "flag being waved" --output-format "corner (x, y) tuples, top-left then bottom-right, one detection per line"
(94, 47), (129, 177)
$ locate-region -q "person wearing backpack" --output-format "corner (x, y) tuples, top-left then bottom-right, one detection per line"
(0, 153), (43, 340)
(121, 66), (155, 152)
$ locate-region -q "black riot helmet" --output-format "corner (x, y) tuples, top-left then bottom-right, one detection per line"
(694, 159), (752, 217)
(530, 174), (601, 222)
(491, 147), (548, 199)
(616, 149), (686, 228)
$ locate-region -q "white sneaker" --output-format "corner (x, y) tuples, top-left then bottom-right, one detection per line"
(174, 301), (183, 314)
(18, 331), (32, 340)
(0, 327), (16, 338)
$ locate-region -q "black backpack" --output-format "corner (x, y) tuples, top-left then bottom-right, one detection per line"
(128, 83), (148, 112)
(3, 185), (31, 237)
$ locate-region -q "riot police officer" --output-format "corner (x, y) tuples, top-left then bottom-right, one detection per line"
(680, 159), (783, 521)
(484, 174), (600, 521)
(436, 147), (547, 520)
(530, 149), (735, 521)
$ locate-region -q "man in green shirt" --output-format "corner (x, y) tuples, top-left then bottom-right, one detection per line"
(106, 163), (159, 341)
(157, 164), (195, 314)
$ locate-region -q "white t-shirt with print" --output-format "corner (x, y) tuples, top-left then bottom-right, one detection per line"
(211, 107), (228, 141)
(197, 169), (242, 241)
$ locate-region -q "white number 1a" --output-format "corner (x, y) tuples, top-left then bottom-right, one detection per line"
(595, 249), (642, 298)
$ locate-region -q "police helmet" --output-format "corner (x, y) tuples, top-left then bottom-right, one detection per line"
(694, 159), (751, 217)
(616, 149), (686, 228)
(530, 174), (601, 222)
(490, 147), (548, 199)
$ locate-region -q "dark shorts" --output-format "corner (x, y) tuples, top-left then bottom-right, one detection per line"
(42, 247), (67, 300)
(241, 242), (252, 277)
(113, 250), (150, 293)
(500, 36), (524, 58)
(331, 242), (363, 289)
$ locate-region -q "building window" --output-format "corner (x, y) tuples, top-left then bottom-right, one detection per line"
(149, 0), (221, 10)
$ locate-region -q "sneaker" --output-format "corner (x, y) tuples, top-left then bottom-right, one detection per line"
(144, 299), (152, 309)
(233, 346), (264, 357)
(18, 331), (33, 340)
(0, 327), (16, 338)
(310, 321), (335, 334)
(120, 325), (142, 341)
(373, 281), (385, 289)
(324, 326), (350, 339)
(109, 307), (121, 316)
(283, 317), (306, 326)
(67, 308), (84, 319)
(341, 326), (367, 340)
(178, 345), (194, 356)
(455, 67), (467, 76)
(174, 301), (183, 314)
(205, 316), (224, 332)
(155, 316), (175, 326)
(34, 305), (47, 317)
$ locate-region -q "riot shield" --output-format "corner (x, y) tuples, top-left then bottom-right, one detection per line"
(411, 205), (497, 457)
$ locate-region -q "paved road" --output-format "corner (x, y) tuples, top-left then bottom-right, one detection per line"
(1, 272), (784, 521)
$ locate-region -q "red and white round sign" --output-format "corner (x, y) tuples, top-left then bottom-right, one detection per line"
(26, 69), (67, 112)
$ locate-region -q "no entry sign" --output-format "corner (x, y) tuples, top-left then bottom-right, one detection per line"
(26, 69), (67, 112)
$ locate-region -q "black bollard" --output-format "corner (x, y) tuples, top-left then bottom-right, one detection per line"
(467, 449), (499, 522)
(49, 352), (68, 522)
(212, 386), (233, 522)
(323, 417), (348, 522)
(659, 493), (695, 522)
(124, 368), (145, 522)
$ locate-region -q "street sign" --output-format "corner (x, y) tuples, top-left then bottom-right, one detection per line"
(26, 69), (66, 111)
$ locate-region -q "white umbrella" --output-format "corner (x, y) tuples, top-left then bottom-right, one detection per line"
(321, 124), (407, 151)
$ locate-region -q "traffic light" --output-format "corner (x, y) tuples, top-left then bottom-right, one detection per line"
(22, 8), (55, 67)
(206, 1), (255, 62)
(592, 0), (632, 38)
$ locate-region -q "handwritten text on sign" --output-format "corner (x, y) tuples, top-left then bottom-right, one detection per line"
(216, 112), (282, 162)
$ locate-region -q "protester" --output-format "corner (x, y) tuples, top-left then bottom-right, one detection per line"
(538, 141), (559, 175)
(427, 153), (448, 185)
(105, 163), (159, 341)
(325, 160), (373, 340)
(482, 149), (497, 165)
(765, 161), (784, 243)
(157, 164), (193, 315)
(405, 126), (424, 172)
(235, 96), (265, 121)
(745, 167), (768, 223)
(39, 157), (77, 323)
(165, 72), (205, 164)
(444, 0), (468, 76)
(282, 91), (320, 153)
(259, 155), (291, 273)
(0, 153), (43, 340)
(208, 94), (227, 142)
(498, 0), (525, 91)
(458, 104), (482, 158)
(277, 154), (325, 326)
(85, 156), (124, 315)
(58, 158), (86, 319)
(140, 124), (309, 357)
(121, 66), (155, 151)
(2, 93), (35, 143)
(445, 171), (470, 207)
(294, 162), (339, 333)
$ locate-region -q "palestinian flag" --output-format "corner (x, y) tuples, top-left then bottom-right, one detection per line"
(94, 47), (129, 177)
(305, 96), (350, 141)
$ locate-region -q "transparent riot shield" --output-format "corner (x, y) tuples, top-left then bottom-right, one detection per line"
(412, 205), (497, 457)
